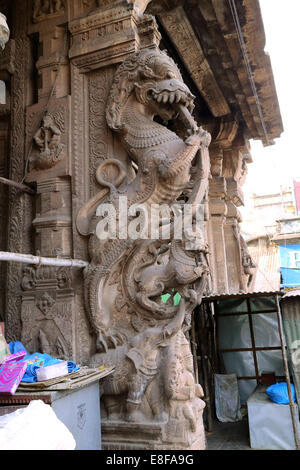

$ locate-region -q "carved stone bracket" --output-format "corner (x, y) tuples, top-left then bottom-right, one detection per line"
(69, 2), (160, 71)
(159, 6), (230, 117)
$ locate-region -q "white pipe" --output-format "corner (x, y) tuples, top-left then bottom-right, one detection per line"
(0, 251), (89, 268)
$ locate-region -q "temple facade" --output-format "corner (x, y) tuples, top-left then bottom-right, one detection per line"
(0, 0), (282, 450)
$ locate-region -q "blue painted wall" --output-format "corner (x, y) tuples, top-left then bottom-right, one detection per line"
(279, 244), (300, 288)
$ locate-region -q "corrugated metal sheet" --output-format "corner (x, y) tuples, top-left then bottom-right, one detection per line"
(203, 290), (282, 302)
(282, 289), (300, 299)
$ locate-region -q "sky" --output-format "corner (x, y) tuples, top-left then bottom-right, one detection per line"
(242, 0), (300, 207)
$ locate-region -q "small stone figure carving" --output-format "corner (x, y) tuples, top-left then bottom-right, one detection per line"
(31, 112), (65, 170)
(240, 234), (256, 290)
(96, 298), (186, 422)
(166, 331), (205, 433)
(36, 291), (55, 316)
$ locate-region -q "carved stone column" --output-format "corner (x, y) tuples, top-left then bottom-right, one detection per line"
(70, 1), (209, 450)
(68, 1), (162, 365)
(0, 18), (14, 324)
(206, 118), (253, 295)
(18, 1), (77, 357)
(222, 132), (255, 293)
(5, 0), (34, 342)
(208, 144), (229, 293)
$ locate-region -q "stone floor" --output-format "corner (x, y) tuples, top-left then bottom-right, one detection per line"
(206, 418), (252, 450)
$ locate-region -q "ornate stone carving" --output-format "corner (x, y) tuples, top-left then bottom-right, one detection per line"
(25, 97), (71, 183)
(30, 111), (65, 170)
(159, 6), (230, 118)
(36, 291), (56, 315)
(20, 264), (75, 359)
(240, 233), (257, 291)
(77, 47), (211, 449)
(32, 0), (65, 23)
(5, 1), (32, 342)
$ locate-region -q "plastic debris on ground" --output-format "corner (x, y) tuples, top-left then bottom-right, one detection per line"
(266, 382), (296, 405)
(0, 400), (76, 450)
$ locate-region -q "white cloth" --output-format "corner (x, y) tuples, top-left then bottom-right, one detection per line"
(0, 399), (76, 450)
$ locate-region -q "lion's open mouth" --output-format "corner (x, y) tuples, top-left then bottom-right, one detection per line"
(148, 84), (198, 133)
(149, 86), (198, 133)
(151, 88), (194, 114)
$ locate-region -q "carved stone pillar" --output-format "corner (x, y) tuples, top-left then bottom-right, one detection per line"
(208, 145), (229, 293)
(207, 119), (253, 295)
(0, 19), (14, 324)
(222, 132), (254, 293)
(5, 0), (34, 342)
(69, 1), (209, 450)
(68, 1), (162, 365)
(19, 1), (76, 356)
(224, 198), (243, 293)
(33, 177), (72, 257)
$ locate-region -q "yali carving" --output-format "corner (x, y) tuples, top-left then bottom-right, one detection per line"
(77, 48), (211, 446)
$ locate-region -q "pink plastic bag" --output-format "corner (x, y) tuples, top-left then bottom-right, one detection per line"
(0, 362), (28, 395)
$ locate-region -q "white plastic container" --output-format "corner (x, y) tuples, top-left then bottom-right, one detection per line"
(36, 361), (68, 382)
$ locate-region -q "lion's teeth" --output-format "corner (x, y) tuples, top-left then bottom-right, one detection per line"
(169, 92), (175, 104)
(157, 94), (163, 103)
(162, 93), (169, 104)
(175, 91), (181, 103)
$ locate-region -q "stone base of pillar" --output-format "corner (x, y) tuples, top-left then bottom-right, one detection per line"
(101, 419), (206, 451)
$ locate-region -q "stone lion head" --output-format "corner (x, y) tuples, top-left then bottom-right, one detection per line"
(106, 47), (195, 132)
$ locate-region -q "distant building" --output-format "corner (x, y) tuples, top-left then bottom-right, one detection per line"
(241, 182), (299, 291)
(241, 185), (296, 238)
(294, 178), (300, 213)
(273, 216), (300, 289)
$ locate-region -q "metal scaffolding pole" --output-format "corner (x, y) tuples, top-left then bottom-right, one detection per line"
(0, 251), (88, 268)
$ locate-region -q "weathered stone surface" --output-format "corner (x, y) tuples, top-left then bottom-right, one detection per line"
(0, 0), (283, 450)
(79, 46), (210, 449)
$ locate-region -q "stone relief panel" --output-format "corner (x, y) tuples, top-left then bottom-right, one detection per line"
(32, 0), (66, 23)
(88, 66), (131, 198)
(25, 96), (71, 183)
(21, 265), (75, 359)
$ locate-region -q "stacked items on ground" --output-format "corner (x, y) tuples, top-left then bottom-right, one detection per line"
(0, 330), (79, 395)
